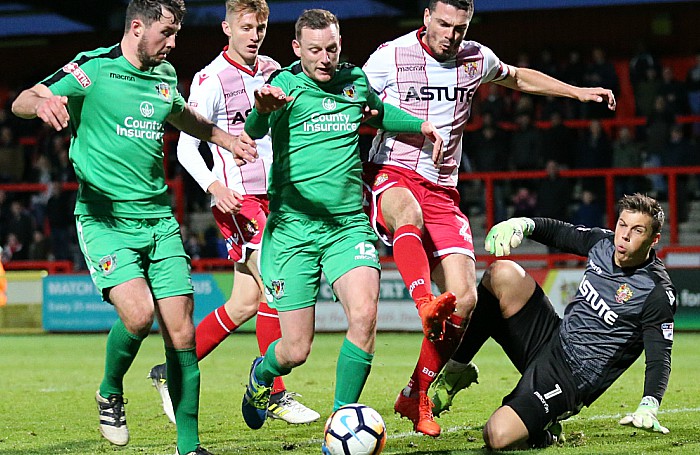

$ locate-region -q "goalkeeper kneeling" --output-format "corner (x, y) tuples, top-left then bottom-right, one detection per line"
(429, 193), (674, 449)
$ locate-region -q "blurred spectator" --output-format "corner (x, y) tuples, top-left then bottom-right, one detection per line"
(2, 233), (27, 262)
(184, 232), (202, 260)
(663, 125), (697, 223)
(511, 187), (537, 218)
(571, 190), (605, 228)
(27, 229), (51, 261)
(686, 53), (700, 116)
(481, 84), (509, 122)
(0, 190), (10, 244)
(467, 113), (509, 221)
(510, 111), (542, 174)
(541, 111), (575, 168)
(533, 49), (560, 79)
(536, 160), (571, 220)
(575, 119), (612, 169)
(4, 200), (34, 250)
(538, 95), (567, 121)
(52, 147), (76, 183)
(29, 154), (52, 228)
(612, 126), (648, 198)
(46, 182), (75, 262)
(629, 42), (659, 89)
(576, 119), (611, 194)
(560, 50), (586, 118)
(634, 67), (662, 117)
(582, 47), (619, 119)
(0, 125), (24, 182)
(659, 66), (689, 115)
(202, 225), (227, 259)
(645, 96), (675, 197)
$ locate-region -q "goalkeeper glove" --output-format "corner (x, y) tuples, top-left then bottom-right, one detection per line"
(484, 217), (535, 256)
(619, 396), (669, 434)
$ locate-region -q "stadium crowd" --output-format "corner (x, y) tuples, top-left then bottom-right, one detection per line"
(1, 47), (699, 267)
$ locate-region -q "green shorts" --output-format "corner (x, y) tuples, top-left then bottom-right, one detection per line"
(76, 215), (193, 302)
(260, 211), (380, 312)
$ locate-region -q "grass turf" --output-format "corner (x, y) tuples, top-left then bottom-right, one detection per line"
(1, 332), (698, 454)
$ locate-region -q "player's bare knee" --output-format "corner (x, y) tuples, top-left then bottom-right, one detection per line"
(224, 297), (258, 324)
(483, 422), (517, 451)
(454, 286), (477, 319)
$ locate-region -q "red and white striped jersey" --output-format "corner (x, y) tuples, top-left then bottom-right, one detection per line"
(177, 49), (279, 198)
(363, 28), (508, 187)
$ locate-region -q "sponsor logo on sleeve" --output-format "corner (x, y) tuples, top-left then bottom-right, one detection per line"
(661, 322), (674, 341)
(63, 62), (91, 88)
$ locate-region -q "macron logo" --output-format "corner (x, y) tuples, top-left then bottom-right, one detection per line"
(198, 74), (209, 85)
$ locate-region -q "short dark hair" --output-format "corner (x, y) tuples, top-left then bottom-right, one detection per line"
(124, 0), (186, 32)
(428, 0), (474, 14)
(295, 9), (339, 40)
(618, 193), (665, 235)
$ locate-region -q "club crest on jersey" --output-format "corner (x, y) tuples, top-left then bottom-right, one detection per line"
(155, 82), (171, 101)
(270, 280), (285, 299)
(99, 255), (117, 276)
(615, 283), (633, 303)
(374, 173), (389, 187)
(322, 97), (336, 110)
(63, 62), (91, 88)
(342, 84), (358, 101)
(244, 218), (259, 236)
(463, 61), (479, 80)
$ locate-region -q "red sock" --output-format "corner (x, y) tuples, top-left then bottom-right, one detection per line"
(412, 313), (466, 393)
(195, 305), (238, 360)
(257, 301), (286, 394)
(393, 225), (432, 304)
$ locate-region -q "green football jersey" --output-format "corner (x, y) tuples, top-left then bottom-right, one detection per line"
(42, 44), (186, 218)
(245, 62), (422, 216)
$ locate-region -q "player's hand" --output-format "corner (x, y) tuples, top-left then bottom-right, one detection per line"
(36, 95), (70, 131)
(208, 180), (243, 214)
(231, 131), (258, 166)
(484, 217), (535, 256)
(576, 87), (616, 111)
(420, 121), (444, 169)
(619, 396), (669, 434)
(254, 84), (294, 114)
(360, 105), (379, 123)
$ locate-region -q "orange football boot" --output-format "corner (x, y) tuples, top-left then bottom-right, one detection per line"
(416, 291), (456, 341)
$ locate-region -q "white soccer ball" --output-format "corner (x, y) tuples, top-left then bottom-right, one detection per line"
(322, 403), (387, 455)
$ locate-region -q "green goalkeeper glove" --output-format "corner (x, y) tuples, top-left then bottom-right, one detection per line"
(484, 217), (535, 256)
(619, 396), (669, 434)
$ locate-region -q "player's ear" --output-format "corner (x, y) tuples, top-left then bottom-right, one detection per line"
(292, 39), (301, 58)
(222, 20), (232, 38)
(651, 232), (661, 248)
(423, 8), (431, 27)
(130, 18), (144, 38)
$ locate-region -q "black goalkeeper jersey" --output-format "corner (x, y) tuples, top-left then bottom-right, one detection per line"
(530, 218), (676, 406)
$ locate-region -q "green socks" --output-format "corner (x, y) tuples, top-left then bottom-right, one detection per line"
(256, 339), (292, 386)
(99, 319), (144, 397)
(166, 347), (201, 454)
(334, 338), (373, 411)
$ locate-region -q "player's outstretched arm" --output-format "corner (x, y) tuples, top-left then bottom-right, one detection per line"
(619, 396), (669, 434)
(496, 66), (616, 111)
(12, 84), (70, 131)
(168, 105), (258, 165)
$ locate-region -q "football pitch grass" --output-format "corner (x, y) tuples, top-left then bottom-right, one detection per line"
(1, 332), (699, 454)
